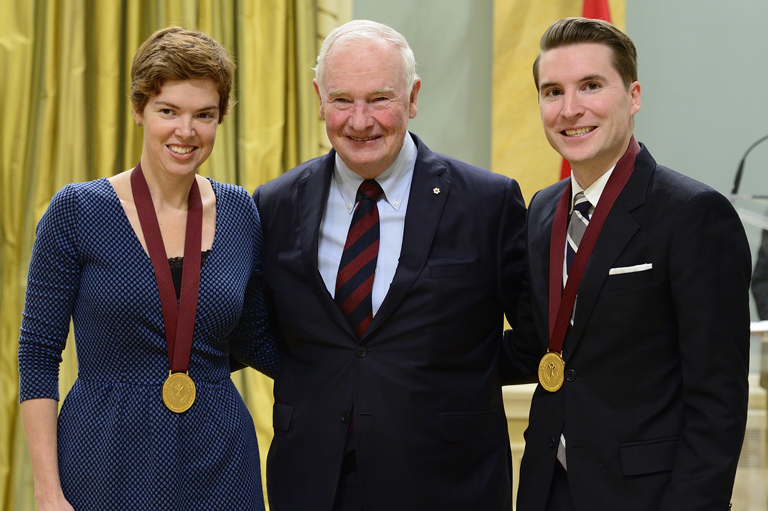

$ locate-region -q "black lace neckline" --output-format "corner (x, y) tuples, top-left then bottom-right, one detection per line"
(168, 250), (211, 269)
(168, 250), (211, 300)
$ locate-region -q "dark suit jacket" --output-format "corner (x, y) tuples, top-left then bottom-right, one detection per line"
(253, 133), (526, 511)
(510, 143), (751, 511)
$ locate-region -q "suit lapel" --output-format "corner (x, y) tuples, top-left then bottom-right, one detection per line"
(365, 134), (450, 337)
(532, 184), (565, 291)
(297, 152), (358, 339)
(569, 145), (656, 348)
(569, 202), (639, 346)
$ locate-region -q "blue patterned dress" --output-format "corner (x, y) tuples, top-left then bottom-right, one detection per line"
(18, 178), (276, 510)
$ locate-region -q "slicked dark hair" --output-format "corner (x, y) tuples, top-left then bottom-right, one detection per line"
(533, 17), (637, 91)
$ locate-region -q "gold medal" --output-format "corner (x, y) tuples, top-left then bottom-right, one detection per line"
(538, 351), (565, 392)
(162, 371), (196, 413)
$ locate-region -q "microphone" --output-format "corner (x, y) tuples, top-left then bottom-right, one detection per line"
(732, 133), (768, 194)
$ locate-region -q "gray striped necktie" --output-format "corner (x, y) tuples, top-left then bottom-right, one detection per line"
(558, 191), (592, 471)
(566, 191), (592, 276)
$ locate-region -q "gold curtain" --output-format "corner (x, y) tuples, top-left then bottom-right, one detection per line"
(492, 0), (625, 203)
(0, 1), (351, 509)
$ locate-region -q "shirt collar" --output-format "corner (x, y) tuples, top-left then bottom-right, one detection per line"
(333, 133), (417, 213)
(570, 165), (615, 212)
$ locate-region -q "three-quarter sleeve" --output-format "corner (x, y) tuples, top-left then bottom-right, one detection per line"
(18, 185), (81, 401)
(228, 193), (278, 378)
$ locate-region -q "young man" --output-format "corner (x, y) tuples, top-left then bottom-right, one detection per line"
(513, 17), (751, 511)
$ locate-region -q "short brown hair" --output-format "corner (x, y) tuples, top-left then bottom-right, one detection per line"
(533, 17), (637, 91)
(130, 26), (235, 123)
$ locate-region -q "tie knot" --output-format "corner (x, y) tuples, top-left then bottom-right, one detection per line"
(358, 179), (384, 202)
(572, 192), (592, 218)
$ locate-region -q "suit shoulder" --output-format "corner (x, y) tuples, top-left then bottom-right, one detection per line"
(436, 152), (511, 183)
(256, 153), (328, 198)
(649, 165), (730, 208)
(653, 164), (714, 192)
(427, 151), (520, 203)
(529, 178), (568, 211)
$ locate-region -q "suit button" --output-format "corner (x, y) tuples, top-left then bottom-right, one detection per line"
(356, 346), (367, 358)
(549, 437), (558, 449)
(341, 412), (351, 424)
(565, 369), (577, 382)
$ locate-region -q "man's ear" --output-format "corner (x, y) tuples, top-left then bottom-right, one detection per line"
(629, 80), (641, 116)
(313, 79), (325, 121)
(408, 78), (421, 119)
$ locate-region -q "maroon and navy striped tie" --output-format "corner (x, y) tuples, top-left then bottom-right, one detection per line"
(335, 179), (384, 338)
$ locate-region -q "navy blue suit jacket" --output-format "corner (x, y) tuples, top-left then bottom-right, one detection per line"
(253, 133), (526, 511)
(510, 143), (751, 511)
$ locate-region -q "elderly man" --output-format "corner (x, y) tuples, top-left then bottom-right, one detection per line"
(510, 17), (751, 511)
(253, 19), (526, 511)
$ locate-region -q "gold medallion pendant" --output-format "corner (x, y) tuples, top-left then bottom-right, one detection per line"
(162, 371), (196, 413)
(538, 351), (565, 392)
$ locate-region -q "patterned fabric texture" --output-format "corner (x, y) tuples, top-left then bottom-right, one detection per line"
(18, 177), (276, 510)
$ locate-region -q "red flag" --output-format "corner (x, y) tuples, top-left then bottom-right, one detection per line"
(558, 0), (612, 180)
(583, 0), (612, 22)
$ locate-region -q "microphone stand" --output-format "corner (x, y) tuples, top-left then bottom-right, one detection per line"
(730, 134), (768, 231)
(732, 133), (768, 195)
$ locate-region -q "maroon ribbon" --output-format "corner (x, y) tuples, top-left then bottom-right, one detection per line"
(131, 163), (203, 374)
(547, 137), (640, 353)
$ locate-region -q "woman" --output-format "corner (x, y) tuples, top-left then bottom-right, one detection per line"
(18, 27), (275, 510)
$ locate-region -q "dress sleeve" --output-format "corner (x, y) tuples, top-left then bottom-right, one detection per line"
(228, 195), (279, 378)
(18, 185), (81, 401)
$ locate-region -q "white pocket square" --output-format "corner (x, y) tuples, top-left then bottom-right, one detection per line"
(609, 263), (653, 275)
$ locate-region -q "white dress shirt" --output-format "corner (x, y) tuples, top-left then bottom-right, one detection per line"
(317, 134), (417, 315)
(563, 166), (615, 286)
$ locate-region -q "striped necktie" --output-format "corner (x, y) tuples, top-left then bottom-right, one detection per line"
(335, 179), (384, 338)
(558, 190), (592, 471)
(566, 191), (592, 277)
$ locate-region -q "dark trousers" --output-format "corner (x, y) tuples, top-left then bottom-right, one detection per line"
(545, 462), (573, 511)
(332, 449), (364, 511)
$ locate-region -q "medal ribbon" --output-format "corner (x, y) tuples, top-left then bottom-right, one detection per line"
(547, 137), (640, 353)
(131, 163), (203, 374)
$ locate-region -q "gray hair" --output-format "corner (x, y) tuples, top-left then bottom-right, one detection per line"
(314, 19), (418, 94)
